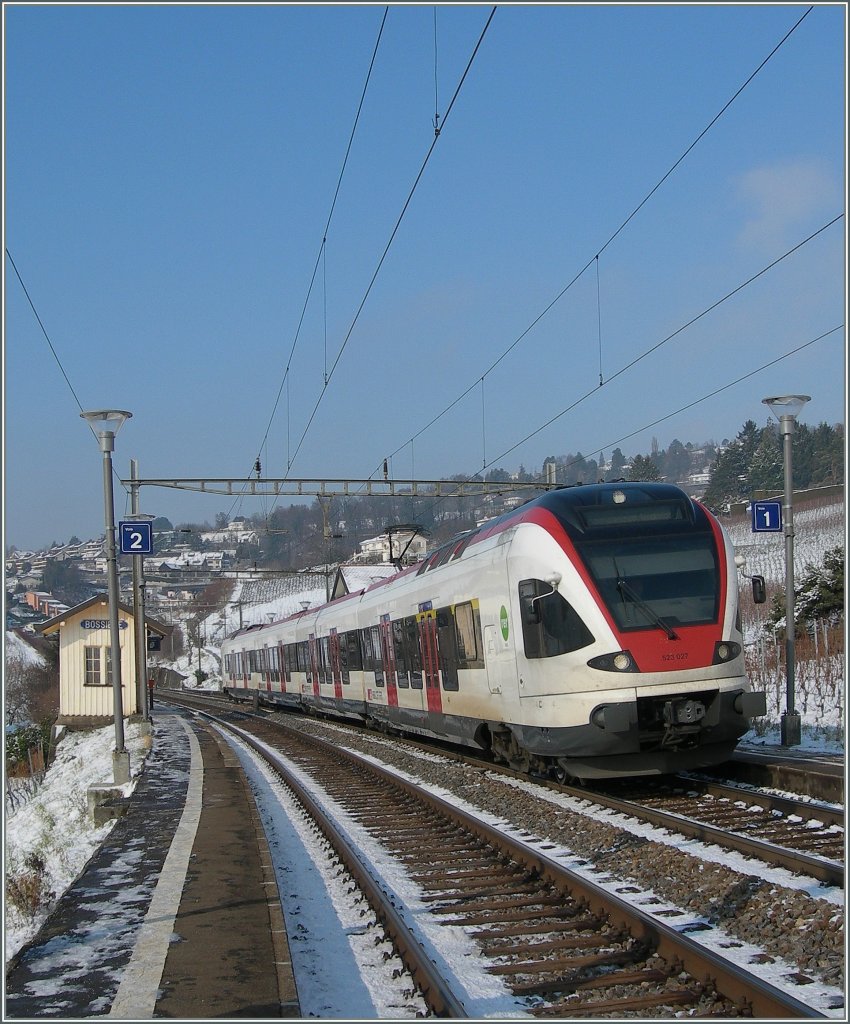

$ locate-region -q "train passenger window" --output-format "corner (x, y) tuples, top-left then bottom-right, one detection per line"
(392, 619), (409, 687)
(370, 622), (387, 688)
(454, 601), (484, 668)
(319, 637), (330, 686)
(519, 579), (594, 658)
(345, 631), (362, 672)
(338, 634), (350, 685)
(405, 616), (423, 688)
(437, 607), (460, 690)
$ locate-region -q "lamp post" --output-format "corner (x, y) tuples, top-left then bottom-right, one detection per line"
(762, 394), (810, 747)
(81, 409), (133, 784)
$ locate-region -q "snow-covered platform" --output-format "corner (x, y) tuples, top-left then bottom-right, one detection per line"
(5, 708), (300, 1019)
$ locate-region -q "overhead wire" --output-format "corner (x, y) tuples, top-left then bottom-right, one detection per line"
(466, 214), (844, 471)
(401, 210), (842, 524)
(366, 4), (815, 483)
(285, 6), (498, 473)
(553, 324), (844, 483)
(5, 247), (131, 502)
(409, 323), (843, 528)
(227, 6), (390, 523)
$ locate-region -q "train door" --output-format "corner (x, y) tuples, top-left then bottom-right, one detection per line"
(329, 629), (343, 700)
(379, 615), (399, 707)
(308, 634), (320, 698)
(241, 650), (249, 689)
(417, 608), (442, 714)
(264, 646), (272, 691)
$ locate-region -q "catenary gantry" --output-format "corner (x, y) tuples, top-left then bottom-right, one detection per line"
(120, 476), (557, 498)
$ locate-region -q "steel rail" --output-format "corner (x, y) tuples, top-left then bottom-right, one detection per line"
(677, 775), (845, 828)
(554, 783), (845, 888)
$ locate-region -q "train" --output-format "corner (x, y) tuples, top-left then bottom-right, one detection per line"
(221, 482), (766, 780)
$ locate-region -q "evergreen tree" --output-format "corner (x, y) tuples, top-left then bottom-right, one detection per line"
(628, 455), (661, 481)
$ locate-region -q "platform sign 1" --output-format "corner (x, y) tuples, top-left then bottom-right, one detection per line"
(119, 520), (154, 555)
(751, 501), (782, 533)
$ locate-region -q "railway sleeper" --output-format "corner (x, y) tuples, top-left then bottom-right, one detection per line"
(530, 987), (701, 1017)
(490, 946), (638, 978)
(411, 856), (500, 877)
(415, 868), (525, 892)
(473, 915), (602, 939)
(486, 933), (622, 958)
(412, 865), (519, 885)
(422, 881), (545, 903)
(427, 892), (564, 917)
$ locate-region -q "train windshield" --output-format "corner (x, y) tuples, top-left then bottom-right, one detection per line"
(539, 485), (720, 632)
(575, 535), (719, 631)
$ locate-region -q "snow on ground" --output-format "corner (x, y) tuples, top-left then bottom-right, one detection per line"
(5, 632), (48, 669)
(4, 721), (150, 964)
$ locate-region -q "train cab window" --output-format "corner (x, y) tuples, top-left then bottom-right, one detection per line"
(519, 579), (594, 658)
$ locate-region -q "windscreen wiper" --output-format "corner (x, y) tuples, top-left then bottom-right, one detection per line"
(616, 577), (679, 640)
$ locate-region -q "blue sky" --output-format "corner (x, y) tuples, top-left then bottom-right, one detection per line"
(4, 3), (846, 552)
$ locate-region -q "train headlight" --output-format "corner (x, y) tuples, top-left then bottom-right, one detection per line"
(712, 641), (741, 664)
(587, 650), (637, 672)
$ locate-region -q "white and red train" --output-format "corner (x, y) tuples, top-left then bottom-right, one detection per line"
(221, 482), (765, 779)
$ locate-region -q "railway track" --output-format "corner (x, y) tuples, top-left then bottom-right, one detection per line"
(165, 693), (829, 1017)
(168, 689), (845, 888)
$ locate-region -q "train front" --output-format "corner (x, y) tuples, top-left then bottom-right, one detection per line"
(508, 482), (766, 779)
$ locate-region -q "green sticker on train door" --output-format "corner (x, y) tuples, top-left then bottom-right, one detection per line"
(500, 605), (509, 641)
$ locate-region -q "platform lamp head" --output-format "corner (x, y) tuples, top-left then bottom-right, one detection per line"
(80, 408), (133, 451)
(762, 395), (810, 426)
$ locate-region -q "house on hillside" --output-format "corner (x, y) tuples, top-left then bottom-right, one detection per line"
(353, 530), (427, 565)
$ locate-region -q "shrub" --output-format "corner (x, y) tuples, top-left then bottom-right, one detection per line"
(5, 853), (55, 919)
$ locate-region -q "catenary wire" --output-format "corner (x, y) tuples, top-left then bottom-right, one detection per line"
(551, 324), (844, 483)
(227, 6), (390, 522)
(365, 5), (815, 483)
(285, 6), (498, 474)
(369, 211), (842, 484)
(255, 6), (388, 466)
(5, 247), (131, 501)
(409, 324), (843, 527)
(489, 214), (842, 465)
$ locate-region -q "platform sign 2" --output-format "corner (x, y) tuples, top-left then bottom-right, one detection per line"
(119, 520), (154, 555)
(751, 501), (782, 533)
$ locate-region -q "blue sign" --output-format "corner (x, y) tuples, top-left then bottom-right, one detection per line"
(751, 501), (782, 533)
(119, 520), (154, 555)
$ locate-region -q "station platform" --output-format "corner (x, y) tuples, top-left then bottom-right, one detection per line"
(5, 708), (301, 1020)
